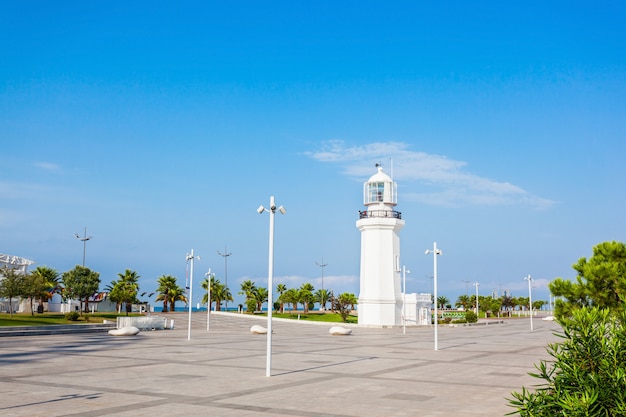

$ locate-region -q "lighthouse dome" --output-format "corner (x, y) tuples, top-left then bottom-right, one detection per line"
(363, 166), (397, 206)
(368, 166), (393, 183)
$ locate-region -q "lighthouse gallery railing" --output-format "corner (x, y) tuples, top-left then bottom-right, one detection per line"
(359, 210), (402, 220)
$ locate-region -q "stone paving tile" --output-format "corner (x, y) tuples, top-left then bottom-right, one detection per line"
(0, 312), (561, 417)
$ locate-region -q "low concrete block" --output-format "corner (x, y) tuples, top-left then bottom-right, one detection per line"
(329, 326), (352, 336)
(250, 325), (267, 334)
(108, 326), (140, 336)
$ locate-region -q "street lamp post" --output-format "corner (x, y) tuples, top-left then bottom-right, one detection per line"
(74, 226), (92, 267)
(206, 268), (213, 332)
(402, 265), (410, 335)
(257, 196), (286, 377)
(186, 249), (199, 341)
(315, 258), (327, 310)
(525, 275), (533, 331)
(425, 242), (442, 351)
(216, 246), (232, 311)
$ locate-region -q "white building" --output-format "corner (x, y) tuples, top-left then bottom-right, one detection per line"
(356, 165), (405, 326)
(0, 253), (34, 313)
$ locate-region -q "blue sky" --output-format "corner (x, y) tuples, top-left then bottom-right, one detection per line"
(1, 1), (625, 308)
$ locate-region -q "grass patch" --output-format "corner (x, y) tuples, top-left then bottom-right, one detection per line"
(0, 313), (142, 327)
(258, 311), (357, 324)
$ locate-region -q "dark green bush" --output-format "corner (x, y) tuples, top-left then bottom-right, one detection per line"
(465, 310), (478, 323)
(65, 311), (80, 321)
(507, 307), (626, 416)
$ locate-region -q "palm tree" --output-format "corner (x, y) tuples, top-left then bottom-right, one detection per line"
(167, 285), (187, 312)
(299, 282), (315, 313)
(30, 266), (60, 313)
(315, 288), (331, 311)
(202, 277), (233, 311)
(276, 283), (287, 313)
(455, 294), (471, 310)
(239, 280), (256, 303)
(201, 276), (215, 310)
(113, 269), (140, 315)
(155, 275), (177, 312)
(281, 288), (299, 313)
(252, 287), (268, 312)
(342, 292), (358, 310)
(104, 279), (121, 312)
(437, 295), (449, 310)
(216, 278), (233, 311)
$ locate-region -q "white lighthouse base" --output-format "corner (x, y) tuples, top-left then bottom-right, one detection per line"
(358, 298), (401, 327)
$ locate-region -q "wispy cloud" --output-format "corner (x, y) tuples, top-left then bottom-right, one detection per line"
(306, 140), (555, 209)
(34, 162), (61, 172)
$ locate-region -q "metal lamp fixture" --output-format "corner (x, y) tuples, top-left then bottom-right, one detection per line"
(425, 242), (442, 351)
(257, 196), (286, 377)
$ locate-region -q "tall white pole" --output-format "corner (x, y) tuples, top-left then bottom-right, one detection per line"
(186, 249), (195, 341)
(266, 196), (276, 377)
(206, 269), (212, 332)
(425, 242), (442, 351)
(433, 243), (438, 351)
(525, 275), (533, 331)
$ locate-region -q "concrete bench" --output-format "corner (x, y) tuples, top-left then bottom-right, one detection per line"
(116, 316), (171, 330)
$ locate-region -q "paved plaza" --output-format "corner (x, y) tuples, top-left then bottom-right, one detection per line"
(0, 313), (561, 417)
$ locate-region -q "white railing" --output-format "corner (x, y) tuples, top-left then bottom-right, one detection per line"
(0, 300), (19, 313)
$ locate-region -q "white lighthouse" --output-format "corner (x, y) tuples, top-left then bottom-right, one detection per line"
(356, 165), (405, 326)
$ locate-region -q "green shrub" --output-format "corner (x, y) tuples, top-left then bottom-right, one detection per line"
(451, 318), (467, 324)
(507, 307), (626, 416)
(465, 310), (478, 323)
(245, 299), (257, 313)
(65, 311), (80, 321)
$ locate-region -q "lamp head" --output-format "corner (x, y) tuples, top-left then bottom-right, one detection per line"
(425, 249), (430, 255)
(278, 206), (286, 215)
(257, 205), (266, 214)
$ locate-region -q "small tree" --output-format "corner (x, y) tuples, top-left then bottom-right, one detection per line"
(465, 310), (478, 323)
(298, 283), (315, 313)
(550, 241), (626, 319)
(109, 269), (140, 315)
(21, 273), (43, 315)
(508, 307), (626, 415)
(280, 288), (299, 313)
(61, 265), (100, 315)
(0, 266), (25, 316)
(334, 292), (357, 323)
(246, 299), (257, 313)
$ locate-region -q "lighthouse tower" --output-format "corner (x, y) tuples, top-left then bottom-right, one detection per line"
(356, 165), (405, 326)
